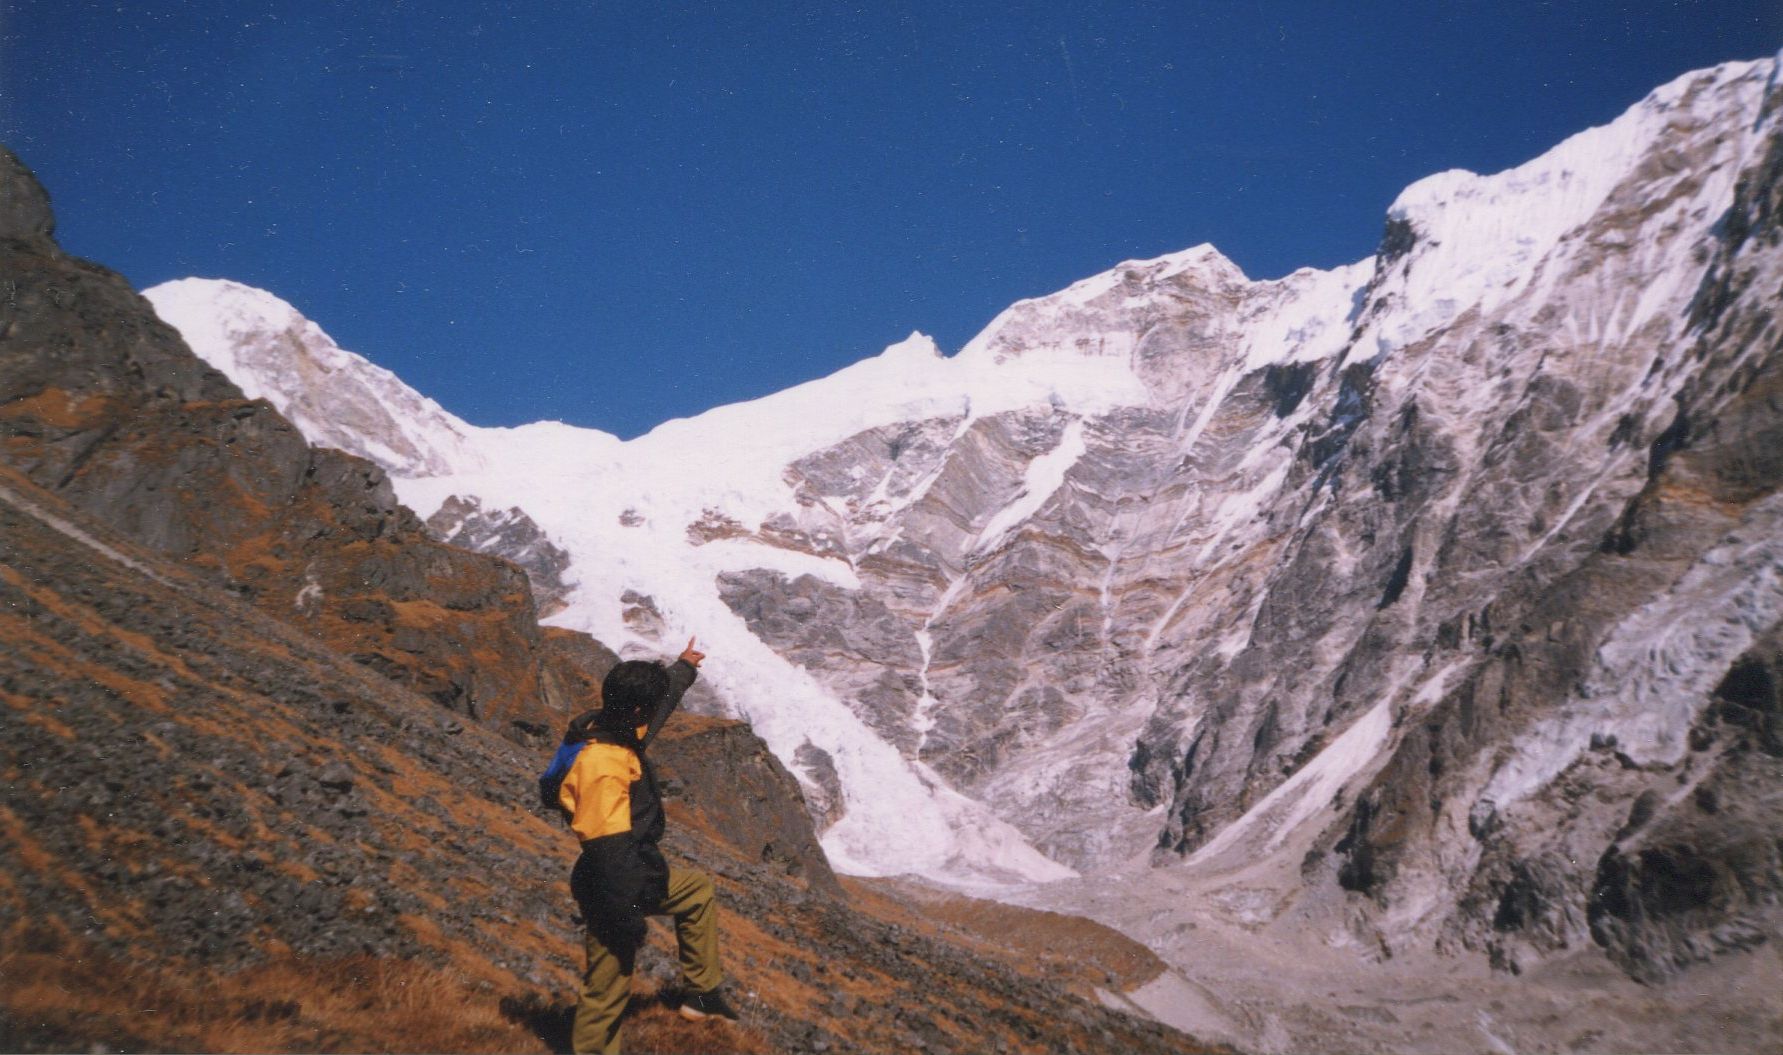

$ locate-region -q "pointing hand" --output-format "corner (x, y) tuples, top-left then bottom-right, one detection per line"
(679, 637), (706, 668)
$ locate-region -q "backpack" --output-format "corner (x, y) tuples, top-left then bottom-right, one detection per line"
(537, 709), (602, 816)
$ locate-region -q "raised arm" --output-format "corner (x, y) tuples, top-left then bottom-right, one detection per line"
(641, 637), (704, 749)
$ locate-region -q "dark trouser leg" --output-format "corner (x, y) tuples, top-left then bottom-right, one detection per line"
(660, 867), (723, 992)
(571, 931), (633, 1055)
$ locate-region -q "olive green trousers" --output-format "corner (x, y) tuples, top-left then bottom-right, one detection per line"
(571, 867), (724, 1055)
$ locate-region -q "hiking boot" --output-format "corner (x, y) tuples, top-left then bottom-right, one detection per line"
(678, 986), (741, 1022)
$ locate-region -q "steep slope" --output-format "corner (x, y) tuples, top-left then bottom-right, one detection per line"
(0, 149), (1208, 1055)
(146, 52), (1782, 1026)
(1129, 51), (1783, 983)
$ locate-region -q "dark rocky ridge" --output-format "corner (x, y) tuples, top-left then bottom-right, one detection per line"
(652, 713), (844, 899)
(0, 148), (54, 242)
(0, 147), (575, 742)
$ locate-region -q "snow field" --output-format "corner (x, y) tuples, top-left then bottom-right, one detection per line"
(1381, 57), (1772, 355)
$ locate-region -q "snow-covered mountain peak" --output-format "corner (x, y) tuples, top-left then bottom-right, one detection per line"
(1045, 242), (1248, 309)
(1373, 55), (1776, 354)
(145, 277), (485, 478)
(957, 243), (1251, 374)
(879, 331), (945, 365)
(599, 317), (1149, 525)
(1387, 56), (1771, 229)
(146, 277), (310, 394)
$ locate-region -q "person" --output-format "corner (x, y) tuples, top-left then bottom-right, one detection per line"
(552, 637), (739, 1054)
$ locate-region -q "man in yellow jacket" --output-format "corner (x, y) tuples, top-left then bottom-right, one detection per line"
(548, 638), (737, 1054)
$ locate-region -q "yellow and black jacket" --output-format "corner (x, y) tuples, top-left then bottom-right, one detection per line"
(555, 660), (696, 951)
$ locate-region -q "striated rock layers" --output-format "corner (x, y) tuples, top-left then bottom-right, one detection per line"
(642, 56), (1783, 985)
(705, 56), (1783, 985)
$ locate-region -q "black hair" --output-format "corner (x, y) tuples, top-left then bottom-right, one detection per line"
(599, 660), (670, 732)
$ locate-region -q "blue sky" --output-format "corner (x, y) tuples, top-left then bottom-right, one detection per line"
(5, 2), (1778, 439)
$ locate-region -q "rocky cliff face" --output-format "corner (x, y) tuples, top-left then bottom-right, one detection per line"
(426, 494), (576, 617)
(699, 62), (1783, 979)
(1149, 60), (1783, 986)
(652, 713), (845, 898)
(142, 53), (1782, 1006)
(1305, 87), (1783, 981)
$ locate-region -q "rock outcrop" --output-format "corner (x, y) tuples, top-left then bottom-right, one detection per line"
(653, 713), (845, 898)
(426, 494), (575, 616)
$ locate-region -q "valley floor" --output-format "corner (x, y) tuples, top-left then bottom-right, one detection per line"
(1015, 865), (1783, 1055)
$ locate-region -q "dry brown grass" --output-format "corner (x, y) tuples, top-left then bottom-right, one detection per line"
(0, 923), (772, 1055)
(845, 876), (1167, 992)
(499, 992), (772, 1055)
(0, 925), (534, 1053)
(0, 386), (119, 429)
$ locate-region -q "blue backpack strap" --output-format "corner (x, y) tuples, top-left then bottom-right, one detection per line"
(538, 741), (588, 814)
